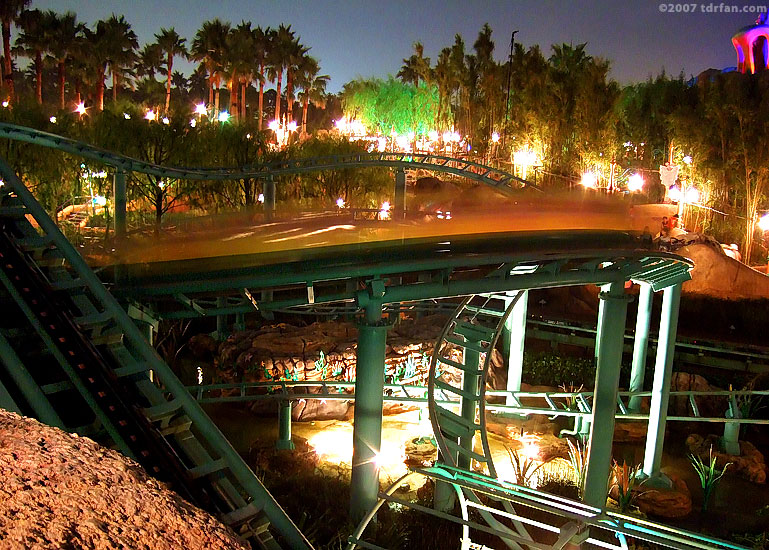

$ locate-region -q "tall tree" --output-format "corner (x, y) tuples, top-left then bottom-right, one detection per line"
(48, 11), (83, 109)
(191, 18), (230, 113)
(253, 25), (270, 130)
(267, 24), (295, 125)
(296, 56), (329, 136)
(284, 37), (309, 122)
(154, 27), (187, 113)
(0, 0), (30, 102)
(224, 21), (255, 120)
(14, 8), (54, 104)
(397, 41), (431, 86)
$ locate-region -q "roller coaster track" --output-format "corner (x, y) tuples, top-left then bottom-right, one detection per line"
(0, 157), (312, 550)
(0, 122), (537, 194)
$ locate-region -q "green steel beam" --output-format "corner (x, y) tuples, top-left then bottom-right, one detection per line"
(630, 282), (654, 412)
(584, 282), (629, 508)
(276, 400), (295, 451)
(503, 291), (527, 403)
(642, 283), (682, 486)
(350, 299), (389, 521)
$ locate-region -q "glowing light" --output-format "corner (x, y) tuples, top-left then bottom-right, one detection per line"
(308, 429), (352, 464)
(491, 132), (500, 143)
(627, 173), (644, 192)
(683, 155), (693, 165)
(428, 130), (438, 141)
(158, 181), (165, 189)
(668, 185), (682, 202)
(123, 112), (131, 119)
(257, 193), (265, 203)
(0, 179), (4, 187)
(759, 213), (769, 232)
(92, 195), (107, 207)
(161, 116), (170, 125)
(442, 131), (452, 142)
(269, 119), (280, 131)
(189, 118), (196, 127)
(685, 186), (700, 203)
(194, 103), (207, 116)
(144, 110), (156, 121)
(395, 134), (410, 150)
(246, 133), (251, 139)
(580, 171), (597, 189)
(1, 101), (8, 108)
(407, 131), (415, 141)
(217, 111), (230, 122)
(287, 120), (297, 132)
(75, 102), (86, 115)
(377, 137), (387, 152)
(381, 201), (391, 212)
(197, 366), (204, 385)
(336, 197), (345, 208)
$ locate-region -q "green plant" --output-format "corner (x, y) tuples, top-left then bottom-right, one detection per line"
(689, 445), (731, 512)
(566, 437), (588, 499)
(609, 460), (644, 513)
(505, 441), (551, 488)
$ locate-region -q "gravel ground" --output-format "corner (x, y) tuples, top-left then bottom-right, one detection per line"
(0, 409), (250, 550)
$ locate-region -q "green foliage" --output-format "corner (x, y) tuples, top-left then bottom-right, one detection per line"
(341, 76), (441, 136)
(689, 445), (731, 512)
(566, 437), (588, 499)
(523, 352), (600, 388)
(609, 460), (644, 513)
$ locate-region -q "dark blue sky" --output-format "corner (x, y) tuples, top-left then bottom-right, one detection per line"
(31, 0), (762, 92)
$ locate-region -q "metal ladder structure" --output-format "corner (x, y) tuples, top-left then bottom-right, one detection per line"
(0, 159), (312, 550)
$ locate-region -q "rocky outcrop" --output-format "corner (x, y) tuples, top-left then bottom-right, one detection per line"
(634, 475), (692, 518)
(669, 372), (728, 418)
(0, 410), (249, 550)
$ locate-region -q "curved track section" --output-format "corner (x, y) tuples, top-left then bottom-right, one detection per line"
(0, 123), (536, 193)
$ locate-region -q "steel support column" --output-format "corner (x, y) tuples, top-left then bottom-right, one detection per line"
(583, 282), (628, 508)
(629, 283), (654, 412)
(276, 399), (295, 450)
(350, 301), (388, 521)
(394, 168), (406, 219)
(215, 296), (228, 340)
(642, 283), (682, 486)
(503, 290), (528, 404)
(264, 176), (276, 221)
(113, 169), (127, 242)
(458, 344), (480, 470)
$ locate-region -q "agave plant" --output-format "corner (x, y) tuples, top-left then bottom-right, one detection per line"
(689, 445), (731, 512)
(566, 437), (588, 499)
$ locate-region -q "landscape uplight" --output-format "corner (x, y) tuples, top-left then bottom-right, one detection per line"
(269, 119), (280, 131)
(194, 103), (207, 116)
(627, 173), (644, 192)
(189, 118), (197, 127)
(683, 155), (693, 165)
(145, 109), (156, 121)
(685, 186), (700, 203)
(514, 150), (538, 180)
(287, 121), (297, 132)
(491, 132), (500, 143)
(161, 116), (170, 125)
(758, 213), (769, 232)
(580, 171), (598, 189)
(123, 112), (131, 119)
(75, 102), (86, 115)
(217, 111), (230, 122)
(336, 197), (345, 208)
(49, 116), (57, 123)
(1, 101), (8, 108)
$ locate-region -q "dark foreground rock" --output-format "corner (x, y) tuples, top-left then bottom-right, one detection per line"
(0, 410), (249, 550)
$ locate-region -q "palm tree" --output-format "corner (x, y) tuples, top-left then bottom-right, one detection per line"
(224, 21), (255, 120)
(253, 26), (270, 130)
(155, 27), (187, 112)
(104, 15), (138, 103)
(296, 56), (328, 136)
(0, 0), (30, 102)
(14, 9), (54, 104)
(284, 37), (309, 123)
(267, 23), (295, 125)
(397, 41), (431, 86)
(135, 43), (163, 80)
(48, 11), (83, 109)
(191, 18), (230, 113)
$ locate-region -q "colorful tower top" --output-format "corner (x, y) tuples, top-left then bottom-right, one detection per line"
(732, 13), (769, 73)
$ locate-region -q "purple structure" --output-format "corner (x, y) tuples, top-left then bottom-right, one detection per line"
(732, 13), (769, 73)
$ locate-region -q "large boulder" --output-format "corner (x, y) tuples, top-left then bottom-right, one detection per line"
(634, 474), (692, 518)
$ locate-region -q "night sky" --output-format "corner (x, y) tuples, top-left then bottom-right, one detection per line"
(29, 0), (762, 92)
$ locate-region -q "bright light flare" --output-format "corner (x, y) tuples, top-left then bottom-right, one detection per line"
(491, 132), (500, 143)
(269, 119), (280, 131)
(336, 197), (345, 208)
(759, 213), (769, 232)
(217, 111), (230, 122)
(683, 155), (693, 165)
(380, 201), (391, 212)
(257, 193), (265, 203)
(189, 118), (197, 127)
(627, 173), (644, 192)
(49, 116), (57, 123)
(1, 101), (8, 108)
(75, 102), (87, 115)
(580, 171), (597, 188)
(161, 116), (170, 125)
(92, 195), (107, 207)
(194, 103), (207, 116)
(308, 429), (352, 464)
(123, 112), (131, 119)
(685, 186), (700, 203)
(287, 121), (297, 132)
(428, 130), (438, 141)
(377, 137), (387, 152)
(144, 109), (156, 121)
